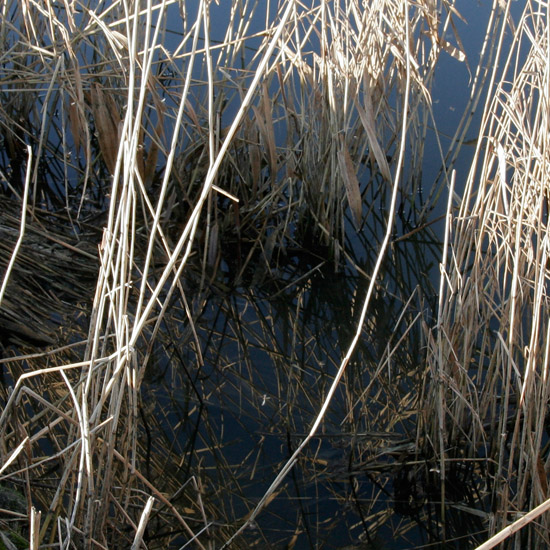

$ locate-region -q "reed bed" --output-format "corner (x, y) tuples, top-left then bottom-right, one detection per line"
(0, 0), (535, 548)
(423, 1), (550, 548)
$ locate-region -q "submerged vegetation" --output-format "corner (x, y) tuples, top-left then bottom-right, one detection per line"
(0, 0), (548, 548)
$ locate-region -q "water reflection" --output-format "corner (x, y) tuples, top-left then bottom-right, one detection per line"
(134, 225), (487, 548)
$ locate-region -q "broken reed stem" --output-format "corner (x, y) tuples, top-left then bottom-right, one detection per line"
(30, 507), (41, 550)
(130, 496), (154, 550)
(475, 496), (550, 550)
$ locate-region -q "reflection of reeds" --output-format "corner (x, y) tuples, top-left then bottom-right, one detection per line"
(1, 0), (537, 548)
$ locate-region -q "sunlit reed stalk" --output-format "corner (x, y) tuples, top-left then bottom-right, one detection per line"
(0, 146), (31, 306)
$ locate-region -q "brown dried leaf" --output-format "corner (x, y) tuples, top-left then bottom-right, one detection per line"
(68, 97), (84, 154)
(337, 138), (362, 230)
(67, 56), (90, 166)
(144, 78), (166, 187)
(355, 81), (392, 182)
(184, 99), (200, 131)
(143, 135), (160, 188)
(90, 83), (120, 175)
(245, 121), (261, 197)
(261, 82), (278, 177)
(207, 222), (219, 268)
(251, 104), (274, 185)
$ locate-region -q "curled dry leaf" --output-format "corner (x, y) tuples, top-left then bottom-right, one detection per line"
(438, 37), (466, 63)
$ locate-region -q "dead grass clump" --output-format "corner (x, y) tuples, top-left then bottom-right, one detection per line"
(0, 198), (99, 348)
